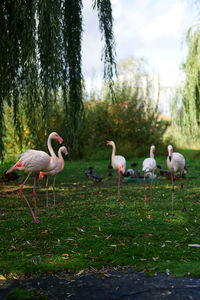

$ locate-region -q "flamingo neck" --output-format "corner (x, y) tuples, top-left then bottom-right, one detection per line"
(47, 135), (57, 169)
(150, 149), (154, 158)
(58, 150), (65, 171)
(168, 149), (173, 161)
(111, 143), (116, 160)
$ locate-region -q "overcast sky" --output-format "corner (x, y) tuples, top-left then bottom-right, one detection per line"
(82, 0), (198, 88)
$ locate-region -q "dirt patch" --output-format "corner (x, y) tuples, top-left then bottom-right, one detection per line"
(1, 268), (200, 299)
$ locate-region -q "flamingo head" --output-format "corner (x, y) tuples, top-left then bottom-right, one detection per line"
(60, 146), (68, 157)
(50, 132), (63, 144)
(168, 145), (173, 162)
(106, 141), (114, 147)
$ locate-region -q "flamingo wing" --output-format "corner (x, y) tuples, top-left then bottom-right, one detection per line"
(112, 155), (126, 171)
(167, 152), (185, 173)
(143, 158), (156, 172)
(19, 150), (51, 172)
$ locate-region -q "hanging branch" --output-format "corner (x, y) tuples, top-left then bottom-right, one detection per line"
(94, 0), (117, 101)
(62, 0), (84, 147)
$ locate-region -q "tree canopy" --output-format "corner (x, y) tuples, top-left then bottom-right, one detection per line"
(0, 0), (116, 160)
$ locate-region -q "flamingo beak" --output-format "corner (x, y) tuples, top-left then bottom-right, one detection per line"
(168, 149), (172, 161)
(106, 141), (110, 146)
(58, 136), (63, 144)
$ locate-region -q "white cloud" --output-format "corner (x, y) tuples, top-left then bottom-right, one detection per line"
(82, 0), (198, 89)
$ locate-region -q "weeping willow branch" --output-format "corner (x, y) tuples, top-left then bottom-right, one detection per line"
(63, 0), (83, 143)
(94, 0), (116, 100)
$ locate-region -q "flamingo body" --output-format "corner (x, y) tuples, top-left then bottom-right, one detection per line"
(43, 146), (67, 176)
(6, 132), (63, 223)
(8, 150), (56, 174)
(142, 145), (156, 204)
(167, 145), (187, 215)
(106, 141), (126, 196)
(111, 155), (126, 172)
(142, 157), (156, 173)
(167, 151), (185, 174)
(39, 146), (68, 207)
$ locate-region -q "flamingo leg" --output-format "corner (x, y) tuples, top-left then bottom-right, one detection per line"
(46, 177), (49, 208)
(19, 172), (39, 223)
(118, 171), (121, 196)
(150, 171), (154, 204)
(171, 172), (175, 216)
(181, 183), (187, 212)
(33, 173), (37, 216)
(144, 172), (147, 204)
(52, 175), (56, 206)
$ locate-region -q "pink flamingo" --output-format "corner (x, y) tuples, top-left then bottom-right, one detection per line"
(6, 132), (63, 223)
(167, 144), (187, 216)
(106, 141), (126, 196)
(39, 146), (68, 207)
(142, 145), (156, 204)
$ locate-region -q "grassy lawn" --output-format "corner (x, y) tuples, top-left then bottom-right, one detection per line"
(0, 153), (200, 278)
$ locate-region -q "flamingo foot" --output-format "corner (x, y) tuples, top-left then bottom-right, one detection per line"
(34, 217), (40, 224)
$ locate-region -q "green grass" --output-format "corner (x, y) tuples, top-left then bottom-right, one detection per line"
(1, 154), (200, 278)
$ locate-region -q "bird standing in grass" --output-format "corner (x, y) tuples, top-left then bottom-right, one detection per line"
(167, 144), (187, 216)
(6, 132), (63, 223)
(106, 141), (126, 196)
(142, 145), (156, 204)
(39, 146), (68, 207)
(85, 166), (102, 183)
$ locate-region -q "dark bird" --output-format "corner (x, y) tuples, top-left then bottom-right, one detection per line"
(1, 171), (20, 182)
(122, 169), (141, 178)
(131, 162), (138, 167)
(85, 167), (102, 183)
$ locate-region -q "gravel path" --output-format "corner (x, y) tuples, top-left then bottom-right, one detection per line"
(1, 268), (200, 299)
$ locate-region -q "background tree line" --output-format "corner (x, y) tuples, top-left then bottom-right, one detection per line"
(3, 56), (168, 161)
(2, 0), (200, 162)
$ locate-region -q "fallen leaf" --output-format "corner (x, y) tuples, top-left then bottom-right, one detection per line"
(76, 270), (84, 276)
(175, 243), (182, 248)
(188, 244), (200, 248)
(152, 257), (159, 261)
(76, 227), (85, 232)
(140, 268), (147, 273)
(0, 275), (6, 280)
